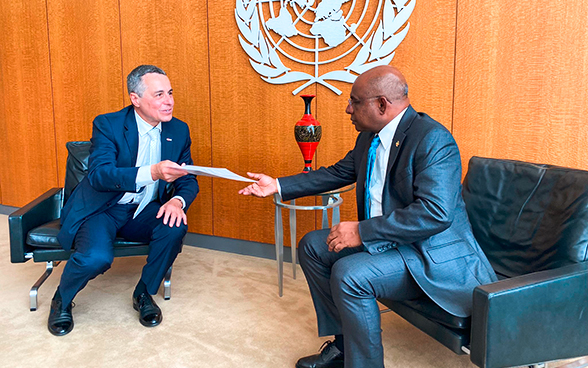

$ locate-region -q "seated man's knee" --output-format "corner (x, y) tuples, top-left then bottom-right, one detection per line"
(75, 252), (113, 275)
(331, 261), (371, 298)
(298, 230), (324, 266)
(156, 222), (188, 243)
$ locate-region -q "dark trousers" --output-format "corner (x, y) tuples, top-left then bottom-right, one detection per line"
(298, 229), (424, 368)
(58, 202), (187, 306)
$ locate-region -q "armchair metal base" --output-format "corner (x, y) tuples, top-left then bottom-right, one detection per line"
(163, 265), (172, 300)
(29, 261), (61, 311)
(29, 261), (174, 311)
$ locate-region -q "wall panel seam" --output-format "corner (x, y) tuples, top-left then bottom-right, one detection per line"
(45, 0), (59, 186)
(205, 0), (215, 235)
(117, 0), (125, 107)
(450, 0), (459, 135)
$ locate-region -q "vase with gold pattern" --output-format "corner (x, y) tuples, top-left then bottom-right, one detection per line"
(295, 95), (322, 173)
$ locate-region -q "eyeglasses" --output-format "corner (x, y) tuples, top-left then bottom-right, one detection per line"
(347, 96), (392, 107)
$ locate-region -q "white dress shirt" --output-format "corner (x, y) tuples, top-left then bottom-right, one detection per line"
(117, 111), (186, 208)
(368, 107), (407, 217)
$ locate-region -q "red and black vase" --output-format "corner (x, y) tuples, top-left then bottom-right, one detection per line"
(295, 95), (322, 173)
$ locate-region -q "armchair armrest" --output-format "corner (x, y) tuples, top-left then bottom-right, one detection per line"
(470, 262), (588, 368)
(8, 188), (63, 263)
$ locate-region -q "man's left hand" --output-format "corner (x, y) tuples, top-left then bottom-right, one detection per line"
(327, 221), (362, 252)
(156, 198), (187, 227)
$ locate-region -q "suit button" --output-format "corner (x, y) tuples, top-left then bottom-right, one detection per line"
(115, 184), (121, 189)
(377, 246), (383, 252)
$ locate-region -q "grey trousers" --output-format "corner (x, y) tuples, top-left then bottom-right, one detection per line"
(298, 229), (424, 368)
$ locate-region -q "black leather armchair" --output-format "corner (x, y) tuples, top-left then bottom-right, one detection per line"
(380, 156), (588, 368)
(9, 141), (176, 311)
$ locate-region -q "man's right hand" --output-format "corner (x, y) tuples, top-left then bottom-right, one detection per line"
(151, 161), (188, 182)
(238, 172), (278, 198)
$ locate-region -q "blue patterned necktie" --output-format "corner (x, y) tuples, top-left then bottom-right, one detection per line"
(364, 134), (381, 219)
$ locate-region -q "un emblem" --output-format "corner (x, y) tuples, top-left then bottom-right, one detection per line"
(235, 0), (415, 95)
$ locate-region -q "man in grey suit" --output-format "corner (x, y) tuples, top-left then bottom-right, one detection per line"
(239, 66), (497, 368)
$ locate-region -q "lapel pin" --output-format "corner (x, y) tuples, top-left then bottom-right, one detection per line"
(166, 138), (172, 142)
(395, 141), (399, 147)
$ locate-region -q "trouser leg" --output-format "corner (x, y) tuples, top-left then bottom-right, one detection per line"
(298, 229), (363, 337)
(331, 249), (424, 368)
(58, 205), (131, 306)
(118, 201), (187, 295)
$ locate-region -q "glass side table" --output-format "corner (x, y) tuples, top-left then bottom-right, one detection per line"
(272, 184), (355, 296)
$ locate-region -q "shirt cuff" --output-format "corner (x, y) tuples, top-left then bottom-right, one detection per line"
(172, 195), (186, 209)
(276, 178), (282, 197)
(136, 165), (157, 190)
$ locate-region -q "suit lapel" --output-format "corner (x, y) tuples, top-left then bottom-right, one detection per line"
(123, 107), (139, 165)
(161, 121), (176, 161)
(386, 105), (416, 175)
(159, 121), (175, 198)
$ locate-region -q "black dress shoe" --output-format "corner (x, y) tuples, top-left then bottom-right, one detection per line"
(296, 340), (344, 368)
(47, 299), (74, 336)
(133, 292), (162, 327)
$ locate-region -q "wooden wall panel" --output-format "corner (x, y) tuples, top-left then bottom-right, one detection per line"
(0, 0), (58, 206)
(208, 1), (317, 243)
(120, 0), (213, 235)
(5, 0), (588, 247)
(453, 0), (588, 171)
(47, 0), (124, 184)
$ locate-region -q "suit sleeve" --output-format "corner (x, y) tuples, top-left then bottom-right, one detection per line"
(167, 126), (199, 210)
(359, 128), (463, 254)
(86, 115), (139, 192)
(278, 134), (367, 200)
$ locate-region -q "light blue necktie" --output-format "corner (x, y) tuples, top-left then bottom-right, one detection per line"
(364, 134), (380, 219)
(134, 128), (160, 218)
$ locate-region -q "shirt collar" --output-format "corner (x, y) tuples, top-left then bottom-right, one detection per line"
(134, 110), (161, 137)
(377, 107), (408, 152)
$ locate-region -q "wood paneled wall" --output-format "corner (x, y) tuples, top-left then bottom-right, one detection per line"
(0, 0), (57, 206)
(2, 0), (588, 245)
(453, 0), (588, 170)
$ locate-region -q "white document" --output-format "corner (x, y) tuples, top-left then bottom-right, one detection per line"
(183, 165), (256, 183)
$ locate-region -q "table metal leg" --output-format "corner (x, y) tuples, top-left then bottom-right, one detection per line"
(332, 194), (341, 225)
(289, 199), (297, 279)
(274, 194), (284, 297)
(321, 195), (330, 228)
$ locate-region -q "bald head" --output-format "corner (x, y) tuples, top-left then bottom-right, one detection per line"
(346, 66), (410, 133)
(356, 65), (409, 103)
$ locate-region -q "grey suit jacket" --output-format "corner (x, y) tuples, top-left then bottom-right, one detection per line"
(279, 105), (497, 317)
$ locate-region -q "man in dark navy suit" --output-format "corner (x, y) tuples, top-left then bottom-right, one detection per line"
(48, 65), (199, 336)
(240, 66), (497, 368)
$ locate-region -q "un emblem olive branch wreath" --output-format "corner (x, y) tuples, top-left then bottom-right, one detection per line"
(235, 0), (415, 95)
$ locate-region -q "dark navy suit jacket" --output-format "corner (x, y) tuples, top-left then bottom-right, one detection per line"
(57, 106), (199, 251)
(279, 105), (497, 317)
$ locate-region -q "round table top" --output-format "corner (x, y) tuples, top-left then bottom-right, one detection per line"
(272, 184), (354, 211)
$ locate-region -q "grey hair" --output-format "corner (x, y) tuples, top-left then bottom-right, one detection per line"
(127, 65), (166, 96)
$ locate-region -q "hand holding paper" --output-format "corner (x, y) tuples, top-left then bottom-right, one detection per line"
(183, 165), (256, 183)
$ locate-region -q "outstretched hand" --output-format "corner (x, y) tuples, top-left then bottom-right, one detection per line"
(238, 172), (278, 198)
